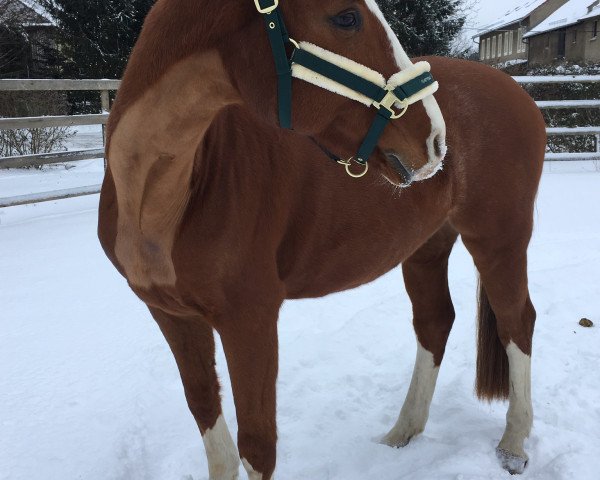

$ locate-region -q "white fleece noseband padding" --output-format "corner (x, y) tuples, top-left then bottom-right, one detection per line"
(291, 42), (438, 108)
(292, 42), (385, 106)
(388, 61), (439, 106)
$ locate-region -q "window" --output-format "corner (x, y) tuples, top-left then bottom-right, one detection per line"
(573, 30), (578, 44)
(593, 21), (598, 39)
(517, 27), (528, 53)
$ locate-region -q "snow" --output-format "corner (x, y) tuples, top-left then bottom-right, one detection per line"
(580, 3), (600, 21)
(1, 162), (599, 479)
(475, 0), (547, 37)
(20, 0), (55, 25)
(0, 125), (104, 201)
(524, 0), (596, 38)
(513, 74), (600, 83)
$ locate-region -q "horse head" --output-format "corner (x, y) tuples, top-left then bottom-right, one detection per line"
(226, 0), (447, 185)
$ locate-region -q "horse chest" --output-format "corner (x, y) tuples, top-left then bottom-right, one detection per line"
(107, 51), (240, 290)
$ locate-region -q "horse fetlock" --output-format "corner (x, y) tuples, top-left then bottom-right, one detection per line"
(209, 468), (240, 480)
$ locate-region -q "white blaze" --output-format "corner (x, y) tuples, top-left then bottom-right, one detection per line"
(364, 0), (447, 178)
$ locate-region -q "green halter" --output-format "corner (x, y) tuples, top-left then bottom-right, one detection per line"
(255, 0), (437, 178)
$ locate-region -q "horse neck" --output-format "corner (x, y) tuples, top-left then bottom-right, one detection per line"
(109, 0), (254, 135)
(197, 106), (286, 191)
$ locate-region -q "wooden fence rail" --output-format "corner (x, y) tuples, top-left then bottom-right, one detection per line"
(0, 79), (121, 91)
(1, 76), (600, 207)
(0, 79), (117, 207)
(0, 114), (109, 131)
(0, 148), (105, 169)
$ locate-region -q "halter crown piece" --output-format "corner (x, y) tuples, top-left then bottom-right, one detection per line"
(255, 0), (439, 178)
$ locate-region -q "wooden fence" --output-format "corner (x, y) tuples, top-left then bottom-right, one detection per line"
(1, 75), (599, 207)
(513, 75), (600, 161)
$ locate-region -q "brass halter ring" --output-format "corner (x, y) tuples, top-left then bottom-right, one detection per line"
(337, 157), (369, 178)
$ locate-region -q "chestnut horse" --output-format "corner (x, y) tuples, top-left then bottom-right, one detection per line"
(98, 0), (546, 478)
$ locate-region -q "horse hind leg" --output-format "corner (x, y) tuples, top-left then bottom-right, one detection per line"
(150, 308), (240, 480)
(382, 223), (458, 447)
(463, 234), (535, 475)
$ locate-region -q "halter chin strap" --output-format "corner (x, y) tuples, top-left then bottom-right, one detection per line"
(255, 0), (439, 177)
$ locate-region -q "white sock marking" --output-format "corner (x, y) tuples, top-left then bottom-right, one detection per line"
(381, 342), (439, 446)
(202, 415), (240, 480)
(498, 341), (533, 460)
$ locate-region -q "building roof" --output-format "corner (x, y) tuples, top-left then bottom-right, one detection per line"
(524, 0), (599, 37)
(578, 1), (600, 20)
(0, 0), (55, 27)
(474, 0), (548, 38)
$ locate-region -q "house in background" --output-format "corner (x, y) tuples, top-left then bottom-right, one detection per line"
(525, 0), (600, 64)
(0, 0), (55, 78)
(474, 0), (570, 66)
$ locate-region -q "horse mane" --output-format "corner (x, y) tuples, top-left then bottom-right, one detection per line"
(107, 0), (252, 140)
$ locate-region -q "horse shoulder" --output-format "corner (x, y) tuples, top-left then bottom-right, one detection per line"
(103, 50), (241, 292)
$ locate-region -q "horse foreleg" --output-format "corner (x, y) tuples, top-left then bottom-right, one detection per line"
(217, 303), (280, 480)
(150, 308), (240, 480)
(382, 224), (458, 448)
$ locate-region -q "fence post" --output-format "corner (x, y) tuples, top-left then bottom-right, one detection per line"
(100, 90), (110, 169)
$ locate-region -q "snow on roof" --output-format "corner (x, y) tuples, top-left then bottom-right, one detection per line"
(524, 0), (597, 38)
(21, 0), (55, 25)
(0, 0), (55, 26)
(579, 2), (600, 20)
(474, 0), (548, 38)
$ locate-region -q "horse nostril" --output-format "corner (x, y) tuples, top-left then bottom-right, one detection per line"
(385, 152), (413, 187)
(433, 135), (444, 158)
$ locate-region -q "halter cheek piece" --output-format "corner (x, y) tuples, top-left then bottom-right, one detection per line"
(255, 0), (440, 179)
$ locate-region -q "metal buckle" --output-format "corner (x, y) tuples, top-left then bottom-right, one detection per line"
(337, 158), (369, 179)
(373, 90), (409, 119)
(254, 0), (279, 14)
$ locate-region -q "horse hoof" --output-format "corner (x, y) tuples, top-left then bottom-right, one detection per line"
(496, 447), (528, 475)
(380, 430), (413, 448)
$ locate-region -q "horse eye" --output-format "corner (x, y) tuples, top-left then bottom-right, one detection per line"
(330, 10), (362, 30)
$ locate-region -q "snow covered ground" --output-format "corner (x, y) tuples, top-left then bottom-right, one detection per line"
(1, 162), (599, 480)
(0, 125), (105, 201)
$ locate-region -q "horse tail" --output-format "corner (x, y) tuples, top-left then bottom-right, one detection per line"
(475, 278), (510, 401)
